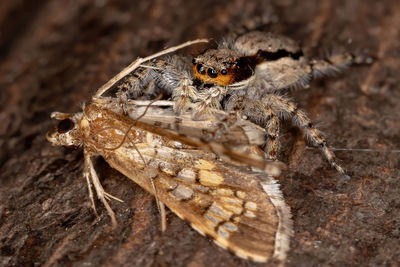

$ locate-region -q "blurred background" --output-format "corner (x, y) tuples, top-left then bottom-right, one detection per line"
(0, 0), (399, 266)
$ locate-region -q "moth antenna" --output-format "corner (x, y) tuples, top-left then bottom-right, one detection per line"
(128, 99), (175, 107)
(88, 126), (131, 151)
(96, 94), (162, 151)
(133, 94), (164, 121)
(139, 64), (163, 70)
(159, 202), (167, 232)
(148, 173), (164, 230)
(127, 136), (166, 232)
(122, 123), (166, 232)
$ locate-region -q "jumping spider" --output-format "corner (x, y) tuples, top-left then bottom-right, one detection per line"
(116, 31), (371, 178)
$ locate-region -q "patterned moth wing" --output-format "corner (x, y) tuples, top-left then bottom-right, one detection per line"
(123, 100), (267, 147)
(94, 97), (267, 145)
(46, 103), (292, 262)
(92, 98), (285, 175)
(107, 146), (292, 262)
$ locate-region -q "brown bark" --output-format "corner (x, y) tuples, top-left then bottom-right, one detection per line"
(1, 0), (399, 266)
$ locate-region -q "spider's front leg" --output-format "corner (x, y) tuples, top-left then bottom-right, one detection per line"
(263, 94), (350, 179)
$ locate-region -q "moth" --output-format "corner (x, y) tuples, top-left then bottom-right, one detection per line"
(46, 102), (292, 262)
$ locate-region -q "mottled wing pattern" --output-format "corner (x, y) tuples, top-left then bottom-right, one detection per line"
(106, 140), (291, 262)
(125, 102), (267, 147)
(84, 106), (292, 262)
(93, 98), (267, 147)
(85, 103), (284, 176)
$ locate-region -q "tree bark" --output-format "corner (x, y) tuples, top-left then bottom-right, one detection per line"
(1, 0), (399, 266)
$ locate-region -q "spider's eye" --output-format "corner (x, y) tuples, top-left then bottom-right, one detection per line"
(207, 68), (218, 78)
(192, 58), (197, 65)
(235, 58), (245, 68)
(221, 69), (227, 75)
(57, 118), (75, 134)
(196, 63), (205, 74)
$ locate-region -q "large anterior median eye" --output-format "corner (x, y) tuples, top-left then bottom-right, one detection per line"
(57, 118), (74, 134)
(207, 68), (218, 78)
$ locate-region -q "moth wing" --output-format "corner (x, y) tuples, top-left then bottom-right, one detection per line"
(86, 103), (284, 177)
(126, 104), (267, 147)
(104, 144), (292, 262)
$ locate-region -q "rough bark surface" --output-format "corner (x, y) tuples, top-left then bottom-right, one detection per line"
(1, 0), (399, 266)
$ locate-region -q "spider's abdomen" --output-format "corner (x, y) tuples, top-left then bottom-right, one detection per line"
(234, 31), (302, 56)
